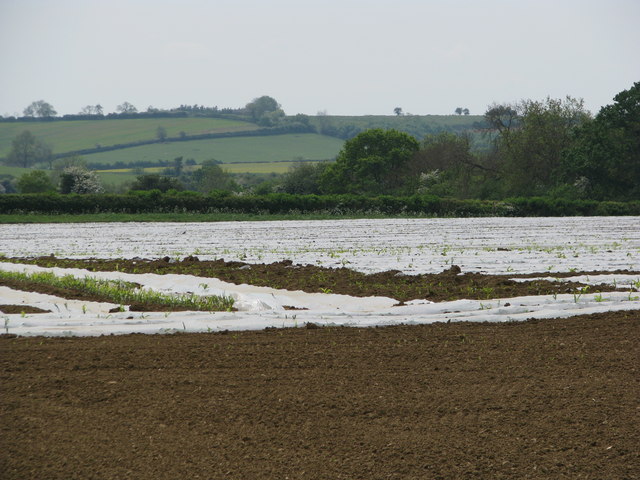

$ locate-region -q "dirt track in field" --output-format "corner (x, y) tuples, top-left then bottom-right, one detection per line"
(1, 310), (639, 479)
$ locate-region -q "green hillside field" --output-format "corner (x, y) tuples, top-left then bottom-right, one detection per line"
(0, 117), (258, 157)
(80, 134), (343, 166)
(0, 165), (31, 177)
(1, 114), (485, 161)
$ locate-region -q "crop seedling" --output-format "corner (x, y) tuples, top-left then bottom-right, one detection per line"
(482, 287), (494, 299)
(573, 286), (589, 303)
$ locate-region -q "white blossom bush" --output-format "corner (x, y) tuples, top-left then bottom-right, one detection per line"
(60, 166), (104, 194)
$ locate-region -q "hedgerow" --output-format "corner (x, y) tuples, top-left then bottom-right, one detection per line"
(1, 192), (638, 217)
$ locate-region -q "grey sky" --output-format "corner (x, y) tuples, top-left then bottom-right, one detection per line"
(1, 0), (638, 117)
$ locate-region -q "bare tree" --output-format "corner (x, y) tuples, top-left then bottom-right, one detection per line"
(116, 102), (138, 114)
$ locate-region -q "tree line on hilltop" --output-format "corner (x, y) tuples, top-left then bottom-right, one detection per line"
(2, 96), (300, 127)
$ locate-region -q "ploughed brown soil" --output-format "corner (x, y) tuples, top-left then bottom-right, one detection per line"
(1, 257), (639, 478)
(1, 311), (639, 479)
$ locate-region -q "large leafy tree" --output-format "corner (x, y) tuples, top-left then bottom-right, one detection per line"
(487, 97), (590, 196)
(23, 100), (57, 118)
(16, 170), (55, 193)
(5, 130), (53, 168)
(409, 132), (492, 197)
(245, 96), (284, 126)
(281, 162), (328, 194)
(562, 82), (639, 200)
(190, 162), (238, 193)
(320, 129), (419, 195)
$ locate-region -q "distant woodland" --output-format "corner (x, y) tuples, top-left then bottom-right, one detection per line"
(1, 82), (638, 212)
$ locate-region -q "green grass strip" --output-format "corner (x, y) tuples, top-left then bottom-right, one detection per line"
(0, 270), (234, 311)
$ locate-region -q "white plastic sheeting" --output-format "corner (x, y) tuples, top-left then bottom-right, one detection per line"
(1, 217), (638, 274)
(1, 262), (638, 337)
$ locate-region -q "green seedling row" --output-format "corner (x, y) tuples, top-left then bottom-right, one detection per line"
(0, 270), (234, 311)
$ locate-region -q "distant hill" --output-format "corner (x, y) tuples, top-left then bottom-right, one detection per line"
(0, 117), (258, 158)
(0, 114), (489, 179)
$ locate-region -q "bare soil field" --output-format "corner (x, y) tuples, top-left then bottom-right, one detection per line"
(1, 309), (639, 479)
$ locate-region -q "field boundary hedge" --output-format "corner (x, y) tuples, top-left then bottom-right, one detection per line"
(0, 193), (638, 217)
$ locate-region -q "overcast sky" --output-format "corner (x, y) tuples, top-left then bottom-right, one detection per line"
(1, 0), (638, 117)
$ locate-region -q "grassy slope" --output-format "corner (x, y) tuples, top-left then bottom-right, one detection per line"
(309, 114), (489, 148)
(94, 171), (139, 190)
(80, 134), (343, 166)
(309, 114), (483, 134)
(0, 118), (257, 157)
(0, 165), (31, 177)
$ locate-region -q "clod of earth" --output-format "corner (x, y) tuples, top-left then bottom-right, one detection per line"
(0, 305), (51, 314)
